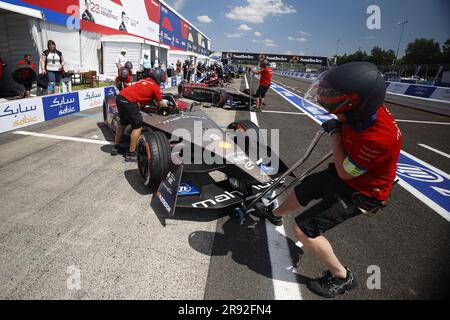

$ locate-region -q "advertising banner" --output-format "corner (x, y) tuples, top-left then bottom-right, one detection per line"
(159, 3), (186, 50)
(222, 52), (328, 66)
(104, 86), (118, 97)
(80, 0), (160, 42)
(43, 92), (80, 121)
(404, 85), (436, 99)
(0, 98), (45, 133)
(1, 0), (79, 27)
(430, 87), (450, 102)
(79, 87), (105, 111)
(387, 82), (410, 95)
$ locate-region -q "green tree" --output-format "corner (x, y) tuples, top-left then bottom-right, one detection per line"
(442, 39), (450, 64)
(403, 38), (442, 65)
(368, 47), (396, 66)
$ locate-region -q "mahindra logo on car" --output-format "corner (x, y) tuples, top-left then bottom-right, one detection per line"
(192, 190), (244, 208)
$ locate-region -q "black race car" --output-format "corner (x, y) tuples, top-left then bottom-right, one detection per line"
(103, 94), (287, 216)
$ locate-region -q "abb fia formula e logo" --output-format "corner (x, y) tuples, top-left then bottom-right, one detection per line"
(397, 163), (444, 183)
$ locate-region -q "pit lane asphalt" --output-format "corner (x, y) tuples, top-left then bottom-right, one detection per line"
(1, 75), (449, 300)
(207, 74), (450, 300)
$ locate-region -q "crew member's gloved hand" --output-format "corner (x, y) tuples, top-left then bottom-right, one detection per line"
(322, 119), (342, 136)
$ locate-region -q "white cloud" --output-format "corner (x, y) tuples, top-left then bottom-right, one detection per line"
(253, 38), (277, 47)
(254, 31), (262, 37)
(299, 31), (311, 37)
(238, 24), (252, 31)
(226, 0), (296, 24)
(288, 36), (307, 42)
(168, 0), (187, 11)
(225, 32), (244, 39)
(197, 15), (213, 23)
(286, 50), (305, 55)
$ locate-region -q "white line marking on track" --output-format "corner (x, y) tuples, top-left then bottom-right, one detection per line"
(250, 111), (303, 300)
(262, 110), (306, 116)
(418, 144), (450, 159)
(13, 131), (111, 145)
(395, 119), (450, 125)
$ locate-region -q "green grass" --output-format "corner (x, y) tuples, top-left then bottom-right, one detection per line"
(71, 82), (113, 91)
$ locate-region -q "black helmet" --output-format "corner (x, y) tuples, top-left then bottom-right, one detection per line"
(260, 59), (269, 68)
(148, 67), (167, 85)
(306, 62), (386, 123)
(118, 67), (130, 81)
(125, 61), (133, 70)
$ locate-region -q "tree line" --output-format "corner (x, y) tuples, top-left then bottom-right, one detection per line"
(336, 38), (450, 66)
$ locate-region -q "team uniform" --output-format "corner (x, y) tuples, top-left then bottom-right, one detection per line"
(116, 78), (163, 129)
(294, 105), (402, 238)
(256, 67), (272, 98)
(115, 68), (133, 91)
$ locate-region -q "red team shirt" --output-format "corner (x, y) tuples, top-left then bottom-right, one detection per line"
(259, 67), (272, 87)
(341, 105), (402, 201)
(119, 78), (163, 106)
(18, 59), (36, 71)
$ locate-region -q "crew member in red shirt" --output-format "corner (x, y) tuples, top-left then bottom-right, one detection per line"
(112, 68), (168, 162)
(251, 59), (272, 112)
(18, 54), (37, 98)
(254, 62), (402, 298)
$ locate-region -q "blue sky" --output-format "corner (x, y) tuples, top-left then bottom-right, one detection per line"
(164, 0), (450, 58)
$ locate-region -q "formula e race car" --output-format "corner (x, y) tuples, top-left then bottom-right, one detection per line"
(178, 82), (257, 109)
(103, 94), (288, 216)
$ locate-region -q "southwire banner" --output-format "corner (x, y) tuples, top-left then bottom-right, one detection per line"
(223, 52), (328, 66)
(269, 81), (450, 222)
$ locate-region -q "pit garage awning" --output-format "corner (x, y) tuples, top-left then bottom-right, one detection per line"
(0, 1), (44, 19)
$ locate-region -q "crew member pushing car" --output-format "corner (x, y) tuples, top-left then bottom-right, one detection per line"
(112, 68), (168, 162)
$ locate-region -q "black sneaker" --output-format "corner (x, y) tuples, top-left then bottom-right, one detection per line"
(124, 152), (137, 162)
(253, 201), (283, 226)
(307, 268), (357, 298)
(111, 145), (122, 156)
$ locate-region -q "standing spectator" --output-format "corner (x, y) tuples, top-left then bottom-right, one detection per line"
(140, 53), (152, 78)
(18, 54), (36, 98)
(187, 60), (194, 83)
(182, 60), (189, 81)
(40, 40), (64, 95)
(116, 48), (127, 74)
(251, 59), (272, 112)
(176, 60), (182, 76)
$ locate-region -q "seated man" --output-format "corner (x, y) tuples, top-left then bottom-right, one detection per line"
(254, 62), (402, 298)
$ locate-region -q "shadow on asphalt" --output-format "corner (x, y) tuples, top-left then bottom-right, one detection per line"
(189, 216), (311, 284)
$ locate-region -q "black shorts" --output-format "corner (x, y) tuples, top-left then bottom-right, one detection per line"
(294, 164), (362, 239)
(116, 95), (143, 129)
(256, 85), (269, 98)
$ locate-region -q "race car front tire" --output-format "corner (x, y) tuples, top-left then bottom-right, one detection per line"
(227, 120), (264, 160)
(137, 131), (171, 187)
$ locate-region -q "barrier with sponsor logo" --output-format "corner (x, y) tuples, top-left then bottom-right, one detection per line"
(0, 86), (116, 134)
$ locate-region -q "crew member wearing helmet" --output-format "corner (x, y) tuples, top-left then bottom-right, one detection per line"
(115, 62), (133, 91)
(255, 62), (402, 298)
(112, 68), (168, 162)
(251, 59), (272, 112)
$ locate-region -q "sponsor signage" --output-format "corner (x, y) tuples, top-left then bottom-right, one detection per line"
(0, 98), (45, 133)
(79, 87), (105, 111)
(159, 3), (186, 50)
(404, 85), (436, 99)
(155, 163), (183, 216)
(43, 92), (80, 121)
(222, 52), (328, 66)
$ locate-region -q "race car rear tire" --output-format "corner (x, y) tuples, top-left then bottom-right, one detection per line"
(137, 131), (171, 187)
(102, 100), (107, 122)
(227, 120), (264, 160)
